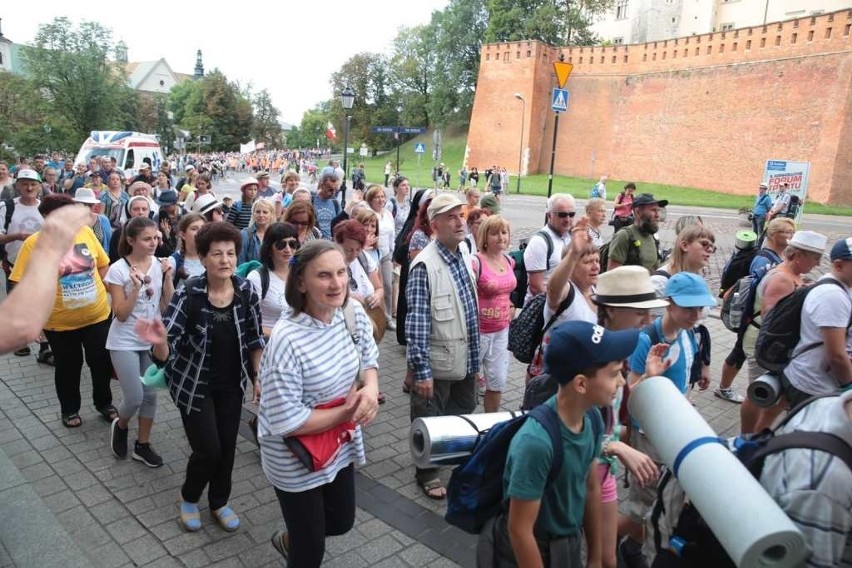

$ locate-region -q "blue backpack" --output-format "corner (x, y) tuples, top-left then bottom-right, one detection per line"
(445, 405), (603, 534)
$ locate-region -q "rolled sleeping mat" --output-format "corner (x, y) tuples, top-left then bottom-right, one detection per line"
(409, 411), (522, 469)
(747, 373), (783, 408)
(628, 377), (808, 568)
(735, 230), (758, 250)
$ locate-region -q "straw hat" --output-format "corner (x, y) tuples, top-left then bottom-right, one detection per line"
(592, 266), (669, 309)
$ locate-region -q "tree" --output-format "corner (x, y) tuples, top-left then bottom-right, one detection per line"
(0, 71), (74, 158)
(389, 26), (436, 129)
(329, 52), (393, 150)
(295, 103), (332, 150)
(20, 17), (139, 145)
(251, 89), (283, 148)
(484, 0), (613, 45)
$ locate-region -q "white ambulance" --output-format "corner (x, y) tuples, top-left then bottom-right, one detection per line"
(74, 131), (164, 179)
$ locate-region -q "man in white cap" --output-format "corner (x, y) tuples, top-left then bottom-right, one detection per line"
(0, 169), (45, 293)
(406, 193), (479, 500)
(740, 230), (828, 434)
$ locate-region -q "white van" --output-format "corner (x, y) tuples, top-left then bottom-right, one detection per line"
(74, 131), (164, 179)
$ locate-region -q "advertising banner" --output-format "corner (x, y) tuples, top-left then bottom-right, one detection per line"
(763, 160), (810, 224)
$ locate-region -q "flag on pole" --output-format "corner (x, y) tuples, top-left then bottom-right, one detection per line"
(325, 122), (337, 142)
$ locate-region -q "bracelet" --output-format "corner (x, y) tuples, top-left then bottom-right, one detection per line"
(601, 440), (612, 457)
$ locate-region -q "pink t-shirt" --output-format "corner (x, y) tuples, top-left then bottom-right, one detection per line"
(475, 253), (516, 334)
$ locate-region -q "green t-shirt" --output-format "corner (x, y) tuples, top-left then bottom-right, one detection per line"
(503, 397), (602, 537)
(608, 225), (659, 271)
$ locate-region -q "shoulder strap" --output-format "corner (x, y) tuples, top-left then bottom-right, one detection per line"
(651, 269), (670, 279)
(535, 230), (555, 270)
(745, 431), (852, 477)
(529, 405), (565, 488)
(3, 199), (14, 232)
(259, 265), (270, 300)
(541, 283), (577, 338)
(357, 252), (369, 274)
(642, 321), (662, 346)
(171, 251), (183, 287)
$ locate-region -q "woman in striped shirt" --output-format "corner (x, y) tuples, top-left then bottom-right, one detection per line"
(258, 240), (380, 568)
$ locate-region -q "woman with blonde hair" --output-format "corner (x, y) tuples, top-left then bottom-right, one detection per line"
(282, 200), (321, 245)
(470, 215), (515, 412)
(650, 224), (716, 296)
(585, 198), (607, 247)
(239, 199), (275, 264)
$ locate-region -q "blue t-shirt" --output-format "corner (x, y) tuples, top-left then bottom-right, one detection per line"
(313, 196), (339, 239)
(752, 193), (773, 217)
(630, 318), (697, 397)
(749, 249), (782, 278)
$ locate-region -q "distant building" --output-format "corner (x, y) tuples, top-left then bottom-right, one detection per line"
(592, 0), (852, 44)
(0, 19), (201, 93)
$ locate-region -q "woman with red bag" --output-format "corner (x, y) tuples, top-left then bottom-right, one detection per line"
(258, 240), (380, 567)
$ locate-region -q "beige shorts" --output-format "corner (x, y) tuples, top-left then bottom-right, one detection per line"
(621, 431), (663, 526)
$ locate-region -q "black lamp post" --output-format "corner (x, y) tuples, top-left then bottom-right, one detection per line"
(340, 86), (355, 207)
(514, 93), (526, 194)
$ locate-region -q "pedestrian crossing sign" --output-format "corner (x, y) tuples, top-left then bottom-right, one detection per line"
(414, 143), (426, 154)
(552, 88), (569, 113)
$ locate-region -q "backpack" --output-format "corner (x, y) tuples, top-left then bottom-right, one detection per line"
(235, 259), (263, 278)
(507, 285), (575, 365)
(723, 260), (776, 334)
(247, 265), (271, 300)
(389, 197), (398, 219)
(0, 199), (15, 264)
(508, 230), (553, 309)
(649, 394), (852, 568)
(590, 184), (601, 199)
(784, 194), (801, 219)
(444, 405), (563, 534)
(754, 279), (850, 374)
(598, 225), (645, 273)
(718, 247), (770, 298)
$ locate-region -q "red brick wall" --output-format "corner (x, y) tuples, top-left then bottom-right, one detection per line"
(467, 10), (852, 204)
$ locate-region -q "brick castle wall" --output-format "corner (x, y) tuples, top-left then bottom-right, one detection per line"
(467, 10), (852, 204)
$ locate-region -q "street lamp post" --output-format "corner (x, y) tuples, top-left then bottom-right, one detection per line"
(514, 93), (525, 194)
(340, 86), (355, 208)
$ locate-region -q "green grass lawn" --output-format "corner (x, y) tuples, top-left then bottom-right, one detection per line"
(354, 134), (852, 216)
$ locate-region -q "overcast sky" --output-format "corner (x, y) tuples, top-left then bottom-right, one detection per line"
(1, 1), (449, 125)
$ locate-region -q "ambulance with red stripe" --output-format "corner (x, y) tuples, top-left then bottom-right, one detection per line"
(74, 131), (164, 179)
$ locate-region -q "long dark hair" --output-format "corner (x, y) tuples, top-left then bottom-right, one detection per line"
(260, 222), (299, 270)
(118, 217), (157, 257)
(397, 188), (433, 247)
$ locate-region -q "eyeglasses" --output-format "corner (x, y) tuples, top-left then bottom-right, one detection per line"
(553, 211), (576, 219)
(274, 238), (300, 251)
(698, 240), (717, 253)
(290, 220), (310, 227)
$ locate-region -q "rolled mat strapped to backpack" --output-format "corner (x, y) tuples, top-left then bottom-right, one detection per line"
(409, 411), (523, 469)
(628, 377), (808, 567)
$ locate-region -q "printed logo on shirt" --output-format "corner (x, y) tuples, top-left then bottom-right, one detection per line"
(58, 243), (97, 309)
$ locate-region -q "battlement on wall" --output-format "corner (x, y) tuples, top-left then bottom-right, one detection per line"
(480, 9), (852, 75)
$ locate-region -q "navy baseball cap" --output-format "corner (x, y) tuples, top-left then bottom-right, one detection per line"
(830, 237), (852, 261)
(545, 321), (640, 385)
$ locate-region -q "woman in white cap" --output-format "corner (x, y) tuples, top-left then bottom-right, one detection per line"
(591, 266), (667, 568)
(192, 193), (226, 223)
(183, 173), (215, 214)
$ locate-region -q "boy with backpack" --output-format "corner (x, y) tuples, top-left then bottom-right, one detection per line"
(479, 320), (641, 567)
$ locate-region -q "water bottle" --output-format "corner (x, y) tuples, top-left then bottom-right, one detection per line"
(728, 291), (741, 330)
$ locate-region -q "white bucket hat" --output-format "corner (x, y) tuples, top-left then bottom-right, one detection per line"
(592, 266), (670, 309)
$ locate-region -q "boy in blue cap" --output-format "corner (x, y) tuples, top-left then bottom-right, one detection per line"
(620, 271), (716, 564)
(493, 320), (647, 567)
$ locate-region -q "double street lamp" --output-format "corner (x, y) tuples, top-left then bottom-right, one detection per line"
(340, 86), (355, 207)
(514, 93), (526, 194)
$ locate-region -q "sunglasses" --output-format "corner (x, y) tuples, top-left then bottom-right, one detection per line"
(274, 238), (300, 251)
(553, 211), (576, 219)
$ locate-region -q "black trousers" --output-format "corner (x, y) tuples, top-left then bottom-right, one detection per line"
(179, 388), (243, 510)
(275, 464), (355, 568)
(44, 318), (113, 416)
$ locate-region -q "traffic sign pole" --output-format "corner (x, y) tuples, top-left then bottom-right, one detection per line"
(547, 56), (573, 198)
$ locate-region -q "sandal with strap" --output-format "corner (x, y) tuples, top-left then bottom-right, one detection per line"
(96, 405), (119, 424)
(271, 529), (289, 561)
(178, 500), (201, 532)
(212, 505), (240, 532)
(417, 476), (447, 500)
(61, 413), (82, 428)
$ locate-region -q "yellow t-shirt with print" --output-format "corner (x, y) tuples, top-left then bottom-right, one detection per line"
(10, 226), (111, 331)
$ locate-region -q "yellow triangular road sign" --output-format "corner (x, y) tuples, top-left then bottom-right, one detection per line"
(553, 62), (574, 88)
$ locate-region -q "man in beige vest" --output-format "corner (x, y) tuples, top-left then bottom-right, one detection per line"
(406, 193), (480, 500)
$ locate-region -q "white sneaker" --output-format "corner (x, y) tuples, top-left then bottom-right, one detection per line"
(387, 320), (397, 331)
(714, 387), (745, 404)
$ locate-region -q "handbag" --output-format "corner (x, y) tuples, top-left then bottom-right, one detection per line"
(284, 301), (365, 471)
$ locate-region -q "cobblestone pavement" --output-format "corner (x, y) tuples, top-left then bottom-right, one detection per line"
(0, 181), (847, 567)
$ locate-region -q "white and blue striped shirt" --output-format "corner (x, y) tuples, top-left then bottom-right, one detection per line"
(258, 302), (379, 492)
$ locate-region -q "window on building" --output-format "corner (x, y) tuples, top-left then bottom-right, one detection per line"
(613, 37), (624, 45)
(721, 23), (735, 31)
(616, 0), (629, 20)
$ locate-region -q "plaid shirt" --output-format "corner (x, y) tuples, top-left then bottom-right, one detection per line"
(406, 241), (480, 382)
(159, 275), (265, 414)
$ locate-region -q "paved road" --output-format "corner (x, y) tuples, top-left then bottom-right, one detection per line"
(0, 173), (847, 567)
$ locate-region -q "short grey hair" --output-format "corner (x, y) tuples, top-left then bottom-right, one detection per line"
(547, 193), (575, 212)
(319, 172), (339, 186)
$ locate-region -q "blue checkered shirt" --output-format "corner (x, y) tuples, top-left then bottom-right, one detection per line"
(405, 241), (480, 382)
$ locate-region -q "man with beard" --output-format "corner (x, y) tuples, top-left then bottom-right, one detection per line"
(606, 193), (667, 272)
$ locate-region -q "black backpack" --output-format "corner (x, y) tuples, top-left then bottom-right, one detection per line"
(650, 394), (852, 568)
(784, 194), (801, 219)
(599, 225), (646, 273)
(718, 248), (775, 298)
(507, 285), (575, 365)
(508, 230), (553, 309)
(754, 279), (850, 374)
